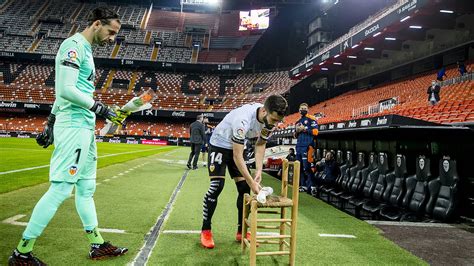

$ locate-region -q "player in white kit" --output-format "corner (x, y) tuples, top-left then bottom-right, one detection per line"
(200, 95), (288, 249)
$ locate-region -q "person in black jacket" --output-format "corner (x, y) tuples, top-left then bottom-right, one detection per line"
(314, 151), (339, 188)
(286, 148), (297, 162)
(427, 80), (441, 106)
(187, 115), (206, 170)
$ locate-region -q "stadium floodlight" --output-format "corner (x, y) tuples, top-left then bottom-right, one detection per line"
(364, 47), (375, 51)
(373, 32), (381, 37)
(333, 62), (342, 65)
(400, 16), (410, 22)
(385, 37), (396, 41)
(321, 67), (329, 71)
(440, 10), (454, 14)
(409, 25), (422, 29)
(351, 44), (359, 49)
(347, 55), (357, 59)
(334, 54), (340, 58)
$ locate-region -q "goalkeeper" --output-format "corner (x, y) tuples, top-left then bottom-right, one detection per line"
(8, 7), (128, 266)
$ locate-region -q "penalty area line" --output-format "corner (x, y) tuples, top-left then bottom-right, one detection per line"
(2, 214), (126, 233)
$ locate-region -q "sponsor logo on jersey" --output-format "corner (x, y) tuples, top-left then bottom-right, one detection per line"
(67, 50), (78, 61)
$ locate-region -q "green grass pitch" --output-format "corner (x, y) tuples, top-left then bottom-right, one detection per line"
(0, 138), (426, 265)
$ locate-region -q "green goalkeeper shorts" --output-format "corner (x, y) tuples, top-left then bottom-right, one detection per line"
(49, 126), (97, 182)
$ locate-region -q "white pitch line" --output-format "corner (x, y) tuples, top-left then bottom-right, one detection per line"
(162, 230), (201, 234)
(103, 179), (110, 182)
(156, 159), (188, 165)
(161, 230), (279, 236)
(163, 149), (179, 156)
(2, 214), (126, 233)
(366, 220), (455, 228)
(100, 228), (126, 234)
(0, 148), (49, 152)
(0, 148), (165, 175)
(118, 173), (124, 176)
(124, 170), (130, 173)
(0, 165), (50, 175)
(96, 183), (102, 186)
(319, 234), (356, 238)
(2, 214), (28, 226)
(112, 176), (118, 179)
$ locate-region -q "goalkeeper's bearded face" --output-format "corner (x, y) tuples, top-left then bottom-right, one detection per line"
(93, 19), (121, 46)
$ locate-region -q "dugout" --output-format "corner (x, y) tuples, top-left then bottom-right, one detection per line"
(273, 114), (474, 220)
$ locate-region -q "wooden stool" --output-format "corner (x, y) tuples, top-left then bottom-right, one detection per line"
(241, 159), (300, 266)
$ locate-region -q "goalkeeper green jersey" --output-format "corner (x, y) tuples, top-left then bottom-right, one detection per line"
(53, 33), (96, 130)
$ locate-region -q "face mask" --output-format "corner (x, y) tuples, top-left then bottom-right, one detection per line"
(300, 110), (307, 116)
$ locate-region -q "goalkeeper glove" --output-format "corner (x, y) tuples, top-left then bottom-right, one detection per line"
(90, 101), (125, 126)
(36, 113), (55, 148)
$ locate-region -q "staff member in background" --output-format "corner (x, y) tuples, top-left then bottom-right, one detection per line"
(201, 117), (214, 167)
(187, 115), (206, 170)
(458, 61), (467, 76)
(294, 103), (319, 193)
(427, 80), (441, 106)
(437, 66), (447, 81)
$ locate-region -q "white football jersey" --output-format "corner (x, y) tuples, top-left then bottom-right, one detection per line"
(210, 103), (272, 150)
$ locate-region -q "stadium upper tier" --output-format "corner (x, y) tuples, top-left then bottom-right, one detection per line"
(0, 62), (294, 111)
(284, 64), (474, 126)
(0, 0), (261, 63)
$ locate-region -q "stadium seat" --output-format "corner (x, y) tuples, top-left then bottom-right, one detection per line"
(329, 151), (354, 208)
(425, 156), (459, 222)
(346, 152), (379, 217)
(338, 152), (366, 208)
(378, 155), (408, 220)
(380, 156), (432, 221)
(400, 156), (432, 222)
(361, 153), (395, 219)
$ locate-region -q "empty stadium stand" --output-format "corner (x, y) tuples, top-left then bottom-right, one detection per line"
(0, 1), (262, 64)
(0, 62), (294, 111)
(0, 113), (191, 138)
(284, 64), (474, 126)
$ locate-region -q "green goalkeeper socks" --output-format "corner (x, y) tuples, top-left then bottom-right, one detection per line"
(17, 238), (36, 254)
(86, 227), (104, 244)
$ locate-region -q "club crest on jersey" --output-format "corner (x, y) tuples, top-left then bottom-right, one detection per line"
(237, 128), (245, 138)
(209, 164), (215, 172)
(304, 120), (308, 125)
(69, 166), (78, 176)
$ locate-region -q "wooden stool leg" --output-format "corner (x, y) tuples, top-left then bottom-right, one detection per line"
(289, 199), (299, 265)
(241, 195), (249, 253)
(250, 201), (257, 266)
(279, 207), (286, 251)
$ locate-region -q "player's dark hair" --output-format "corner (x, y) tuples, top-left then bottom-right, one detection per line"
(264, 95), (288, 117)
(87, 7), (120, 26)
